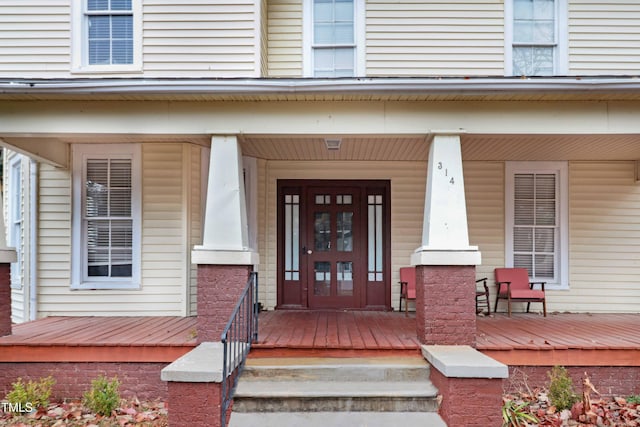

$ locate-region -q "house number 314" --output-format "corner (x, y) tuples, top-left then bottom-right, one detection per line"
(437, 162), (455, 185)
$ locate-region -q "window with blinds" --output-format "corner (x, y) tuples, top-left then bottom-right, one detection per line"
(72, 144), (140, 290)
(86, 0), (133, 65)
(513, 173), (557, 279)
(85, 158), (133, 279)
(506, 162), (568, 289)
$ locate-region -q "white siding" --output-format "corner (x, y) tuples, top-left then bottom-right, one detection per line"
(143, 1), (258, 77)
(0, 1), (70, 78)
(562, 161), (640, 312)
(569, 1), (640, 75)
(266, 0), (303, 77)
(37, 143), (192, 317)
(365, 0), (505, 76)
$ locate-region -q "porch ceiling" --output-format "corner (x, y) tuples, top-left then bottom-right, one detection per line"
(240, 133), (640, 162)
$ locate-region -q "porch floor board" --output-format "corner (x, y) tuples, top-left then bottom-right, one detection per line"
(0, 316), (198, 362)
(1, 312), (639, 366)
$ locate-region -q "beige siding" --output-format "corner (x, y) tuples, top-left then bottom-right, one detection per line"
(562, 161), (640, 312)
(0, 1), (70, 78)
(189, 146), (204, 315)
(262, 160), (427, 310)
(366, 0), (505, 76)
(37, 143), (191, 317)
(266, 0), (303, 77)
(143, 1), (258, 77)
(569, 1), (640, 75)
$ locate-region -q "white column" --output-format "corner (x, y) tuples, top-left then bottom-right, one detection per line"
(192, 135), (259, 265)
(411, 132), (481, 266)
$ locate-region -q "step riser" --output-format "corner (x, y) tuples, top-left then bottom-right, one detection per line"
(241, 366), (430, 382)
(233, 396), (440, 413)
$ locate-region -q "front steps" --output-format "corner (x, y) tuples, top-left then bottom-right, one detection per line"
(228, 356), (446, 427)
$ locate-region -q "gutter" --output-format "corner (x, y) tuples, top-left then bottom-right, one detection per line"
(1, 76), (640, 96)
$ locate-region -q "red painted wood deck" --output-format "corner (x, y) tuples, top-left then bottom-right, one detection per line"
(1, 312), (639, 366)
(0, 316), (198, 362)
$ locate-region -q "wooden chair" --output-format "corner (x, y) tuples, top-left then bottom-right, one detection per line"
(494, 268), (547, 317)
(475, 277), (490, 315)
(399, 266), (416, 316)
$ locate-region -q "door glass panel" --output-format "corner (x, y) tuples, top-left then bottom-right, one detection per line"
(314, 212), (331, 251)
(284, 194), (300, 281)
(336, 211), (353, 252)
(337, 261), (353, 296)
(314, 261), (331, 296)
(367, 194), (384, 281)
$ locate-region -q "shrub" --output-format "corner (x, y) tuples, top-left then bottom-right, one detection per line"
(547, 366), (579, 411)
(5, 375), (56, 412)
(502, 398), (539, 427)
(83, 375), (121, 416)
(627, 394), (640, 405)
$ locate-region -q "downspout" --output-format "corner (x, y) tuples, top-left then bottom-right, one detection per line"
(28, 159), (37, 321)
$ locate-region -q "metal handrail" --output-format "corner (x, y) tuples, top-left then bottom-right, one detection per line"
(220, 271), (258, 427)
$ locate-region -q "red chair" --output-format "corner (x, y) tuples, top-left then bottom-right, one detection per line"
(494, 268), (546, 317)
(399, 267), (416, 316)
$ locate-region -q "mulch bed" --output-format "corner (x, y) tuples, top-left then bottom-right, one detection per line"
(0, 399), (167, 426)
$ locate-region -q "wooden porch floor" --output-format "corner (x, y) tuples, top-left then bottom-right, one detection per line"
(0, 316), (198, 362)
(1, 312), (639, 366)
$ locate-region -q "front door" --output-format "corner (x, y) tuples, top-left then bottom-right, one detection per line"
(277, 180), (390, 310)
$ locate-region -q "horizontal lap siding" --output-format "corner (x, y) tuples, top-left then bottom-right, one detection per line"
(37, 144), (187, 317)
(366, 0), (504, 76)
(143, 1), (258, 77)
(564, 162), (640, 313)
(189, 146), (203, 316)
(0, 2), (70, 78)
(267, 0), (303, 77)
(569, 1), (640, 75)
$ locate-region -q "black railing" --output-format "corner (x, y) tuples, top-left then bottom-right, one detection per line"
(220, 271), (258, 427)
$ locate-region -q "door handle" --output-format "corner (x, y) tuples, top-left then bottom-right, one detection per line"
(302, 246), (313, 255)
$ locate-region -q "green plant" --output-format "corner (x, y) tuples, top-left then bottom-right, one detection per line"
(5, 375), (56, 411)
(83, 375), (121, 416)
(502, 399), (539, 427)
(627, 394), (640, 405)
(548, 366), (579, 411)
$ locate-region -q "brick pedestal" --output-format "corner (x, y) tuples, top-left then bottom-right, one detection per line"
(197, 264), (252, 343)
(0, 263), (12, 336)
(415, 265), (477, 346)
(167, 381), (224, 427)
(430, 368), (504, 427)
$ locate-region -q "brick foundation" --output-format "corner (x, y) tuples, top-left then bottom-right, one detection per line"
(167, 381), (225, 427)
(0, 263), (11, 337)
(415, 265), (476, 346)
(430, 367), (504, 427)
(505, 365), (640, 397)
(197, 264), (252, 342)
(0, 362), (168, 401)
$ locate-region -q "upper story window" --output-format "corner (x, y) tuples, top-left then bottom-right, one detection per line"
(71, 0), (142, 73)
(304, 0), (365, 77)
(506, 0), (567, 76)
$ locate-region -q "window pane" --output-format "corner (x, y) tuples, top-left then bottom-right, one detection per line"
(536, 200), (555, 225)
(314, 212), (331, 251)
(514, 254), (532, 272)
(535, 0), (554, 20)
(88, 0), (109, 11)
(334, 23), (354, 44)
(314, 262), (331, 296)
(314, 23), (334, 44)
(337, 261), (353, 296)
(514, 0), (533, 20)
(515, 174), (534, 198)
(111, 0), (132, 11)
(314, 1), (332, 22)
(335, 0), (354, 21)
(513, 46), (553, 76)
(534, 228), (554, 252)
(336, 212), (353, 252)
(514, 227), (533, 252)
(535, 254), (554, 278)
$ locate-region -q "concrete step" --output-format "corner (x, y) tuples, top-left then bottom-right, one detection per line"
(232, 356), (440, 413)
(229, 411), (448, 427)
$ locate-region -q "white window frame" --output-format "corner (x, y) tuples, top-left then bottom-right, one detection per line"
(302, 0), (366, 77)
(505, 161), (569, 290)
(71, 144), (141, 290)
(8, 156), (23, 290)
(71, 0), (143, 74)
(504, 0), (568, 76)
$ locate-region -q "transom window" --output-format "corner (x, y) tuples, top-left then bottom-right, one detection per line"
(72, 145), (141, 289)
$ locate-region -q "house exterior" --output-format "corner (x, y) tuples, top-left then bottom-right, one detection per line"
(2, 0), (640, 327)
